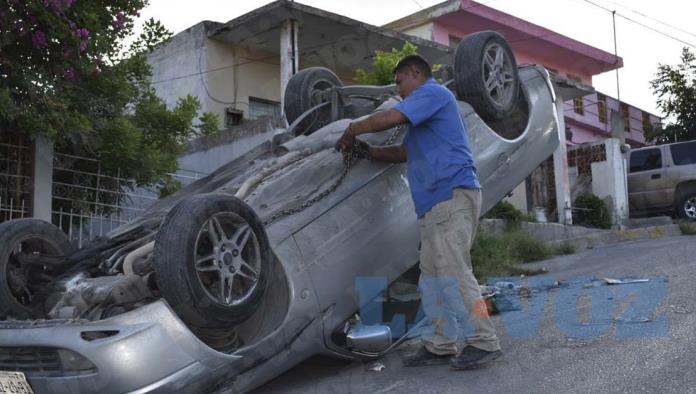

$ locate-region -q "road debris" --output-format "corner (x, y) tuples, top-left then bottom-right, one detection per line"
(366, 361), (386, 372)
(670, 305), (691, 314)
(604, 278), (650, 285)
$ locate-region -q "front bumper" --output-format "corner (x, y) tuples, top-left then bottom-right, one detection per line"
(0, 301), (241, 393)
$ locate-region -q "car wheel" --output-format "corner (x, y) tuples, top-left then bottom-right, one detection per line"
(677, 192), (696, 220)
(153, 193), (272, 328)
(284, 67), (343, 136)
(454, 31), (520, 121)
(0, 219), (74, 319)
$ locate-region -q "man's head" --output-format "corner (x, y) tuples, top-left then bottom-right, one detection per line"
(393, 55), (432, 98)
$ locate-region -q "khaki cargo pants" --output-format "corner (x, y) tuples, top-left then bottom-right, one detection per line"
(418, 188), (500, 354)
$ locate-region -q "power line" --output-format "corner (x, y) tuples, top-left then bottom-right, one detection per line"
(410, 0), (424, 10)
(580, 0), (696, 49)
(600, 0), (696, 41)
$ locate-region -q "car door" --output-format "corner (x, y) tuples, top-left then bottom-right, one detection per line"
(628, 147), (671, 211)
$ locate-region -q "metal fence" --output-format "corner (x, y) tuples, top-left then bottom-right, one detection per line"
(0, 132), (32, 222)
(52, 152), (206, 248)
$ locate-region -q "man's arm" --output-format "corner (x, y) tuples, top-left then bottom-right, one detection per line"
(368, 144), (407, 163)
(335, 109), (408, 151)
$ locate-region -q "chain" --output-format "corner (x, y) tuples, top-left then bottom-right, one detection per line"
(262, 126), (403, 226)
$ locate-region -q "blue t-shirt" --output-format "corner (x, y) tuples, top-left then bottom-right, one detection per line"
(394, 78), (481, 218)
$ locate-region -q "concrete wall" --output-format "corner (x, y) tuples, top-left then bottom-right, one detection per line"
(402, 23), (435, 42)
(149, 25), (284, 130)
(204, 39), (282, 124)
(590, 138), (629, 227)
(503, 181), (528, 214)
(178, 129), (277, 175)
(150, 27), (363, 130)
(568, 138), (628, 227)
(148, 22), (212, 113)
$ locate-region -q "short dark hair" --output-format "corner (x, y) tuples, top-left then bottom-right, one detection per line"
(393, 54), (432, 78)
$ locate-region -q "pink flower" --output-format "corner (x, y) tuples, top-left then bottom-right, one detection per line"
(113, 12), (126, 31)
(64, 67), (76, 80)
(31, 31), (48, 48)
(76, 28), (90, 39)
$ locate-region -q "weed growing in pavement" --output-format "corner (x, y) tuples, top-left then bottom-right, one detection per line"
(471, 227), (577, 281)
(679, 221), (696, 235)
(554, 242), (577, 255)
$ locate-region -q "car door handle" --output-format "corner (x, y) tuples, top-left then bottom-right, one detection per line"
(651, 174), (661, 179)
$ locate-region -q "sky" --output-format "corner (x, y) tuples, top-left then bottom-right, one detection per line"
(137, 0), (696, 117)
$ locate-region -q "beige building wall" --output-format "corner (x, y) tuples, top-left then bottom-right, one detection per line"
(401, 23), (435, 42)
(204, 39), (282, 124)
(503, 181), (528, 214)
(149, 23), (388, 130)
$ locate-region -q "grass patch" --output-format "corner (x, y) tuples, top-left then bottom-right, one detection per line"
(503, 230), (554, 263)
(472, 229), (579, 282)
(554, 242), (577, 255)
(679, 221), (696, 235)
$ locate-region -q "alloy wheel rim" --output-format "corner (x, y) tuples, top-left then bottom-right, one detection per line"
(481, 43), (516, 107)
(194, 212), (261, 306)
(685, 197), (696, 219)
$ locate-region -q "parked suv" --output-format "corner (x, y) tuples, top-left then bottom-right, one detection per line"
(628, 140), (696, 220)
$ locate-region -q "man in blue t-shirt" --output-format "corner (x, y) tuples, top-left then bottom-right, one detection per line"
(336, 55), (501, 369)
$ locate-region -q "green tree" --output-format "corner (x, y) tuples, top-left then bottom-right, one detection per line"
(0, 0), (218, 191)
(649, 47), (696, 143)
(355, 42), (419, 86)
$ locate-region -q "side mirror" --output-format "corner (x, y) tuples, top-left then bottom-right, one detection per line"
(346, 324), (392, 353)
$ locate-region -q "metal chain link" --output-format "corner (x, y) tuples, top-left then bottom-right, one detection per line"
(263, 126), (404, 226)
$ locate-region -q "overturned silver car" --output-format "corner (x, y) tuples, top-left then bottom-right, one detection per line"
(0, 32), (559, 393)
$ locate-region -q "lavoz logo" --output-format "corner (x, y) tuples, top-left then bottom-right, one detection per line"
(355, 276), (668, 339)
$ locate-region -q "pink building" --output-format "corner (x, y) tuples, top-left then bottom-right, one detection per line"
(384, 0), (661, 147)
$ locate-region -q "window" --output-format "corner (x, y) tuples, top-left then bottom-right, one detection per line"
(597, 93), (607, 124)
(448, 35), (462, 48)
(670, 141), (696, 166)
(642, 111), (652, 134)
(630, 148), (662, 173)
(545, 66), (558, 75)
(225, 108), (243, 128)
(573, 97), (584, 115)
(621, 103), (630, 132)
(248, 97), (281, 120)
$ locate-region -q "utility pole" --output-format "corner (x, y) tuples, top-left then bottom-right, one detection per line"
(612, 10), (621, 102)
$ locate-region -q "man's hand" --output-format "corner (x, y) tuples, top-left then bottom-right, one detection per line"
(335, 124), (356, 152)
(354, 139), (372, 160)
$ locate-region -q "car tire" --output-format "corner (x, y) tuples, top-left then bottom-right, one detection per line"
(284, 67), (343, 135)
(0, 219), (74, 319)
(677, 191), (696, 220)
(454, 31), (520, 121)
(153, 193), (272, 328)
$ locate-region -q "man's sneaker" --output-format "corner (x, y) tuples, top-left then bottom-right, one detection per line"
(402, 346), (453, 367)
(449, 346), (502, 370)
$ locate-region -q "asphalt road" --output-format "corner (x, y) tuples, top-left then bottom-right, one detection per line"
(255, 235), (696, 393)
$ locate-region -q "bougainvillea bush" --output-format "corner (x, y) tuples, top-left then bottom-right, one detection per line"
(0, 0), (218, 187)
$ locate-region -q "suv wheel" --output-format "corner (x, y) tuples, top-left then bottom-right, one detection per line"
(678, 192), (696, 220)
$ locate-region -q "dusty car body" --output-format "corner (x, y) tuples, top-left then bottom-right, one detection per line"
(628, 140), (696, 220)
(0, 33), (560, 393)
